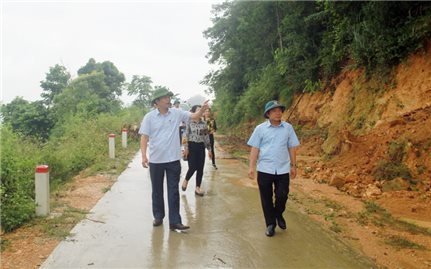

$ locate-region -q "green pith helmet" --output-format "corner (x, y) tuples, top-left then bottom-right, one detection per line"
(263, 100), (286, 118)
(151, 88), (174, 104)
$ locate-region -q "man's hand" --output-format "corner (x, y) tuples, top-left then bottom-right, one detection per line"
(248, 168), (256, 180)
(248, 147), (259, 180)
(208, 150), (213, 159)
(140, 135), (149, 168)
(183, 148), (189, 159)
(290, 167), (297, 179)
(142, 156), (149, 168)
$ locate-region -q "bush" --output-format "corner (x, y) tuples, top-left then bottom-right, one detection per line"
(388, 140), (406, 164)
(373, 160), (412, 180)
(372, 139), (413, 181)
(0, 108), (144, 232)
(0, 126), (40, 232)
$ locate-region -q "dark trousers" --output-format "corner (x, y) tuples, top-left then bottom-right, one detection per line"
(257, 171), (290, 227)
(185, 142), (205, 187)
(209, 134), (216, 165)
(149, 161), (182, 225)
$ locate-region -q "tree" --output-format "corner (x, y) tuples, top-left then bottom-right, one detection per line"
(204, 2), (290, 126)
(78, 58), (125, 97)
(40, 64), (71, 106)
(1, 97), (54, 140)
(126, 75), (154, 108)
(52, 72), (121, 121)
(273, 1), (323, 92)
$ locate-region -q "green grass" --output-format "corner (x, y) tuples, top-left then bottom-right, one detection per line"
(385, 235), (426, 250)
(359, 201), (431, 236)
(322, 198), (345, 211)
(330, 221), (342, 233)
(0, 239), (10, 252)
(39, 206), (88, 239)
(356, 211), (369, 226)
(102, 186), (111, 193)
(364, 201), (386, 214)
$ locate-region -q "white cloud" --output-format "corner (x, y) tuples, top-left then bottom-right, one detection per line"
(1, 1), (220, 105)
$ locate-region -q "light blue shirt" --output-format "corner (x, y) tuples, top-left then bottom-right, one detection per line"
(139, 108), (191, 163)
(247, 121), (300, 175)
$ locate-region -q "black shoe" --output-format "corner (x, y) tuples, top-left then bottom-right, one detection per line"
(213, 164), (218, 170)
(153, 219), (163, 227)
(265, 224), (275, 237)
(277, 216), (286, 230)
(170, 223), (190, 231)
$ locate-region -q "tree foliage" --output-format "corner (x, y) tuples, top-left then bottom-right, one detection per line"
(126, 75), (154, 108)
(204, 1), (431, 129)
(40, 64), (71, 106)
(52, 71), (122, 122)
(78, 58), (125, 97)
(1, 97), (54, 140)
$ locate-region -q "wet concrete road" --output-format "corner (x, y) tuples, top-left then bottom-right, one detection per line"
(41, 152), (374, 269)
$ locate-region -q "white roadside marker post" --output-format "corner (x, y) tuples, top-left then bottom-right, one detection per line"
(109, 133), (115, 159)
(35, 165), (50, 216)
(122, 128), (128, 148)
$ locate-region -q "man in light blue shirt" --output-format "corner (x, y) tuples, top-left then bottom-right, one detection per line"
(247, 100), (300, 237)
(139, 88), (208, 231)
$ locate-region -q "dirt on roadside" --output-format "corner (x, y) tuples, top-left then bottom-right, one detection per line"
(0, 174), (116, 269)
(216, 136), (431, 269)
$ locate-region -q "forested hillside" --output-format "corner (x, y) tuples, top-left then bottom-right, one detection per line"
(204, 1), (431, 128)
(204, 0), (431, 201)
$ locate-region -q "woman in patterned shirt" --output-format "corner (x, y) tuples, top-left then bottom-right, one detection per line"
(181, 105), (213, 196)
(204, 107), (218, 169)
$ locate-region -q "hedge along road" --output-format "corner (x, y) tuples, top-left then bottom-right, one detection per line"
(40, 149), (375, 268)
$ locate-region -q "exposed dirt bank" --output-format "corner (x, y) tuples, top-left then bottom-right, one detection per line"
(290, 43), (431, 268)
(216, 44), (431, 268)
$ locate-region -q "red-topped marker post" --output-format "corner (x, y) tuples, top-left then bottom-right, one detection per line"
(109, 133), (115, 158)
(121, 128), (128, 148)
(35, 165), (50, 216)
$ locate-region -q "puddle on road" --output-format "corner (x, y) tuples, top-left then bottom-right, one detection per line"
(40, 152), (375, 269)
(163, 156), (376, 269)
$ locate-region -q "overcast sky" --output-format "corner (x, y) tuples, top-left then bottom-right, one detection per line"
(1, 0), (222, 105)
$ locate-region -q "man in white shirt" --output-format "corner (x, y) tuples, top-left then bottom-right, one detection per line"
(139, 88), (208, 231)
